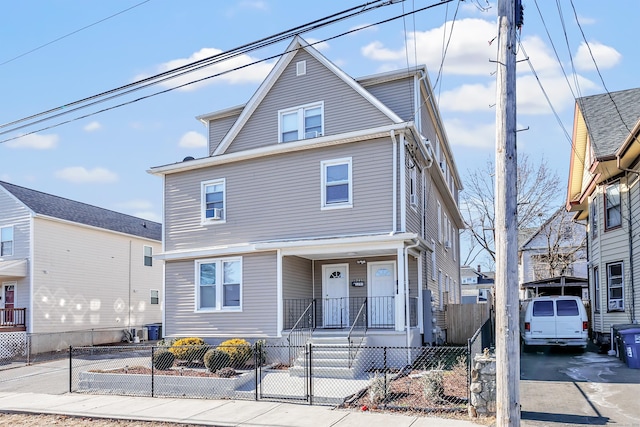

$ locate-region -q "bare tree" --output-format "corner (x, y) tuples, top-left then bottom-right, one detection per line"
(461, 154), (562, 265)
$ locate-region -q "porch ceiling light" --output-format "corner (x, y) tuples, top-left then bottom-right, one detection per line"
(356, 259), (366, 264)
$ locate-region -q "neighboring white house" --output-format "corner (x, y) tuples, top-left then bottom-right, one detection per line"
(566, 87), (640, 349)
(460, 265), (494, 304)
(149, 36), (463, 350)
(518, 208), (587, 299)
(0, 181), (163, 354)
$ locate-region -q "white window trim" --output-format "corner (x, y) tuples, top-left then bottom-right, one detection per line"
(437, 202), (442, 243)
(143, 245), (153, 267)
(150, 289), (160, 305)
(201, 178), (226, 225)
(606, 261), (624, 312)
(195, 257), (243, 312)
(409, 167), (417, 209)
(0, 225), (14, 257)
(278, 101), (324, 143)
(605, 182), (621, 230)
(431, 240), (436, 280)
(321, 157), (353, 210)
(296, 60), (306, 76)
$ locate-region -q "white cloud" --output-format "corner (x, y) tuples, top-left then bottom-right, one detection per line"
(577, 14), (596, 25)
(575, 41), (621, 71)
(5, 133), (58, 149)
(445, 119), (495, 148)
(116, 199), (154, 211)
(83, 121), (102, 132)
(348, 23), (379, 35)
(439, 83), (496, 113)
(362, 18), (498, 76)
(55, 167), (118, 184)
(305, 38), (330, 52)
(178, 131), (207, 148)
(135, 48), (275, 92)
(517, 73), (598, 115)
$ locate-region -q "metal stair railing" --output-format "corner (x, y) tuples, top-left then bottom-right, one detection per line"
(286, 299), (315, 365)
(347, 297), (367, 369)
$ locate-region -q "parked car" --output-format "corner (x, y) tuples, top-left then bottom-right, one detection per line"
(520, 296), (588, 352)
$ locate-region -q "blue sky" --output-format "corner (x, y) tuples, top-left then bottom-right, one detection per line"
(1, 1), (637, 250)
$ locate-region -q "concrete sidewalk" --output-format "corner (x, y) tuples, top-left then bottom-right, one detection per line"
(0, 392), (484, 426)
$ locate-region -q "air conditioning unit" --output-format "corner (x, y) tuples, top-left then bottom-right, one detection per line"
(444, 240), (451, 250)
(207, 208), (223, 220)
(410, 194), (417, 205)
(305, 131), (321, 139)
(137, 327), (148, 342)
(608, 299), (624, 311)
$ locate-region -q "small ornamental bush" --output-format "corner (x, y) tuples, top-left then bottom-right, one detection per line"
(203, 349), (232, 372)
(169, 337), (209, 362)
(152, 350), (175, 370)
(216, 367), (237, 378)
(217, 338), (253, 368)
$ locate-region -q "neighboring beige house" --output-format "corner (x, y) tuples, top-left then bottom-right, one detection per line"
(566, 87), (640, 349)
(149, 36), (463, 351)
(0, 181), (163, 354)
(518, 208), (587, 299)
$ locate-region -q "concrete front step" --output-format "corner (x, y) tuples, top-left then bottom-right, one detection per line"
(289, 365), (360, 379)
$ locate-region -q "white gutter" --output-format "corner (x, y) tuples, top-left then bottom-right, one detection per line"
(404, 238), (421, 363)
(391, 130), (398, 234)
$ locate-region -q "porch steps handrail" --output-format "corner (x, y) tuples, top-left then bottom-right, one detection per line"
(347, 297), (367, 369)
(286, 299), (315, 364)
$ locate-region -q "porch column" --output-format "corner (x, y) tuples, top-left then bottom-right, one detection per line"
(396, 247), (405, 332)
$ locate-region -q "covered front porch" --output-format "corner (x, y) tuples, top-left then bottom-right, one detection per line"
(0, 307), (26, 332)
(1, 260), (28, 332)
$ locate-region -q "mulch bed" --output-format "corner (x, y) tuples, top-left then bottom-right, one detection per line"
(90, 366), (238, 378)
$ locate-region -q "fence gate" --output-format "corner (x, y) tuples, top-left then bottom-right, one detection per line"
(258, 344), (309, 403)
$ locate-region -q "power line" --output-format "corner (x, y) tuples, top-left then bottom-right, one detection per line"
(0, 0), (152, 67)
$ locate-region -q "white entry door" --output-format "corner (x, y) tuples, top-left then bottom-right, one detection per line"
(322, 264), (349, 328)
(368, 262), (396, 328)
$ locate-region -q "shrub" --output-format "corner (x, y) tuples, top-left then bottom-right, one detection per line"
(203, 349), (232, 372)
(423, 367), (445, 402)
(368, 371), (390, 404)
(217, 338), (252, 368)
(216, 367), (237, 378)
(169, 337), (209, 362)
(153, 350), (175, 370)
(254, 339), (267, 366)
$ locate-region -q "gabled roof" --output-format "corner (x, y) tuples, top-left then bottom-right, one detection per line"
(211, 35), (403, 156)
(0, 181), (161, 241)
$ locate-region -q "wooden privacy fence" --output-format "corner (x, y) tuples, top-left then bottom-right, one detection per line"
(445, 303), (491, 345)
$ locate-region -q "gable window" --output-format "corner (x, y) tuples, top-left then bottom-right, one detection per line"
(321, 158), (352, 209)
(1, 226), (13, 256)
(143, 246), (153, 267)
(202, 179), (226, 223)
(196, 257), (242, 311)
(150, 289), (159, 305)
(593, 266), (600, 313)
(279, 102), (323, 142)
(607, 262), (624, 312)
(605, 182), (621, 229)
(590, 197), (598, 238)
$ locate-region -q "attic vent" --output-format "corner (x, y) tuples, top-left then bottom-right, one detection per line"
(296, 60), (306, 76)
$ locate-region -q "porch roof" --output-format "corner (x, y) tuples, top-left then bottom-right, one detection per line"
(0, 259), (27, 278)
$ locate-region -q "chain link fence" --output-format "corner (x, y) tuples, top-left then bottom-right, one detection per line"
(70, 342), (469, 413)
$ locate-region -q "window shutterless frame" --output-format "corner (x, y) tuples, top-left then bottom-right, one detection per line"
(278, 101), (324, 143)
(604, 182), (621, 230)
(0, 225), (13, 256)
(195, 257), (242, 312)
(201, 178), (226, 224)
(321, 157), (352, 209)
(143, 245), (153, 267)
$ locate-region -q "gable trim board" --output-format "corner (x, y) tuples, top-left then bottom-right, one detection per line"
(212, 36), (403, 157)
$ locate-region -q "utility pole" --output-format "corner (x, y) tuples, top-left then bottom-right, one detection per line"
(494, 0), (520, 425)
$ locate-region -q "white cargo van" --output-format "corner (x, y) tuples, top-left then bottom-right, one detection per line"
(519, 296), (588, 351)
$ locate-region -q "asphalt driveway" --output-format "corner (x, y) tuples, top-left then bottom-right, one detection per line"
(520, 346), (640, 426)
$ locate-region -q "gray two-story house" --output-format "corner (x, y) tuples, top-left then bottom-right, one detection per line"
(149, 36), (463, 349)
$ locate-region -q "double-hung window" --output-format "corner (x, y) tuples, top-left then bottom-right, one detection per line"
(605, 182), (621, 229)
(409, 167), (417, 207)
(593, 266), (600, 313)
(321, 158), (352, 209)
(202, 179), (225, 223)
(279, 102), (323, 142)
(0, 226), (13, 256)
(590, 197), (598, 238)
(196, 258), (242, 311)
(143, 246), (153, 267)
(150, 290), (159, 305)
(607, 262), (624, 312)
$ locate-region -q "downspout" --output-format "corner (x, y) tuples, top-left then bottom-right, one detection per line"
(405, 239), (421, 362)
(391, 130), (398, 234)
(128, 240), (132, 334)
(400, 133), (407, 232)
(617, 159), (637, 323)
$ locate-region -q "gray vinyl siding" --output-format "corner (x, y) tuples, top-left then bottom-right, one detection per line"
(165, 138), (394, 252)
(225, 50), (394, 154)
(364, 77), (415, 122)
(0, 189), (32, 316)
(164, 251), (278, 338)
(630, 176), (640, 325)
(282, 256), (312, 300)
(408, 256), (418, 298)
(419, 93), (437, 140)
(208, 113), (241, 155)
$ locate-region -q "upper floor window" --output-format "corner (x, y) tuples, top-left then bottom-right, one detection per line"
(607, 261), (624, 312)
(605, 182), (621, 229)
(593, 266), (600, 313)
(590, 197), (598, 238)
(202, 179), (226, 223)
(437, 202), (442, 243)
(321, 158), (352, 209)
(143, 246), (153, 267)
(409, 167), (417, 207)
(150, 289), (159, 305)
(1, 226), (13, 256)
(196, 257), (242, 311)
(279, 102), (324, 142)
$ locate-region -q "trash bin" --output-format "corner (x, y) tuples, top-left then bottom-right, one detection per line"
(619, 328), (640, 369)
(146, 324), (160, 341)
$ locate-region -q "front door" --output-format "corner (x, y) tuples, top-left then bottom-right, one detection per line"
(322, 264), (349, 328)
(368, 262), (396, 328)
(2, 283), (15, 324)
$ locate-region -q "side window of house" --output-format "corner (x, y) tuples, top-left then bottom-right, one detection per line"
(607, 262), (624, 312)
(605, 182), (621, 229)
(410, 167), (417, 207)
(321, 158), (352, 209)
(150, 289), (159, 305)
(197, 258), (242, 311)
(202, 179), (225, 223)
(590, 197), (598, 238)
(143, 246), (153, 267)
(279, 102), (323, 142)
(431, 240), (436, 280)
(0, 226), (13, 256)
(593, 266), (600, 313)
(437, 202), (442, 243)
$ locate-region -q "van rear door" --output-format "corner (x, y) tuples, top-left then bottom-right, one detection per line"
(555, 298), (583, 339)
(531, 300), (555, 338)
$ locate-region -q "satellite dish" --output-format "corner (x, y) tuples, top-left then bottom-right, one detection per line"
(183, 156), (195, 162)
